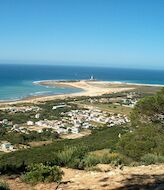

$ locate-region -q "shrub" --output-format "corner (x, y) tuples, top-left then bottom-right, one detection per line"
(141, 154), (158, 165)
(21, 163), (64, 185)
(141, 154), (164, 165)
(56, 146), (87, 168)
(0, 181), (10, 190)
(81, 154), (101, 168)
(80, 150), (124, 169)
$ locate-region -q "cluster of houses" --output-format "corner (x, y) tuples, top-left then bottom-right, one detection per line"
(120, 92), (140, 108)
(0, 106), (41, 113)
(1, 106), (130, 136)
(0, 100), (132, 152)
(26, 119), (81, 134)
(65, 109), (129, 127)
(26, 108), (129, 134)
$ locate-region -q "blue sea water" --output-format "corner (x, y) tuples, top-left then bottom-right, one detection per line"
(0, 64), (164, 101)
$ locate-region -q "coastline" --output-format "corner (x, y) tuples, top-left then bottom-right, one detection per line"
(0, 79), (163, 106)
(35, 79), (164, 87)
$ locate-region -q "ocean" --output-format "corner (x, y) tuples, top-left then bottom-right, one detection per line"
(0, 64), (164, 101)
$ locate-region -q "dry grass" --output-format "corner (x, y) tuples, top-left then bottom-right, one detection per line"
(28, 140), (53, 147)
(61, 129), (91, 139)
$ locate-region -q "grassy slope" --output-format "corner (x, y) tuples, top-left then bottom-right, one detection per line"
(0, 126), (126, 173)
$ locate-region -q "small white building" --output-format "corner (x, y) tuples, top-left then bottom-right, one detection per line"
(35, 113), (40, 119)
(71, 127), (79, 134)
(1, 142), (14, 151)
(52, 104), (66, 110)
(38, 129), (43, 133)
(27, 121), (34, 126)
(2, 119), (8, 124)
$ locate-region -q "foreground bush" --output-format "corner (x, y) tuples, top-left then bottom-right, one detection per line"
(80, 150), (124, 169)
(21, 163), (64, 185)
(0, 181), (10, 190)
(141, 154), (164, 165)
(56, 146), (87, 168)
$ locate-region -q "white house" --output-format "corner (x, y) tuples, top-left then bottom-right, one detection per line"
(1, 142), (14, 151)
(27, 121), (34, 126)
(52, 104), (66, 110)
(35, 113), (40, 119)
(71, 127), (79, 134)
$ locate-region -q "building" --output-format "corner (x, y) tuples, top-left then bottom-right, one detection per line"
(1, 142), (14, 151)
(27, 121), (34, 126)
(35, 113), (40, 119)
(52, 104), (67, 110)
(90, 75), (95, 80)
(71, 127), (79, 134)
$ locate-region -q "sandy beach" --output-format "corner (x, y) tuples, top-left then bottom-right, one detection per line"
(0, 80), (162, 106)
(38, 80), (135, 96)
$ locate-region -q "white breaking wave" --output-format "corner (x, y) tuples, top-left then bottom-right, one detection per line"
(29, 91), (52, 96)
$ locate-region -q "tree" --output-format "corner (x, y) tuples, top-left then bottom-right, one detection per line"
(130, 88), (164, 127)
(118, 125), (164, 161)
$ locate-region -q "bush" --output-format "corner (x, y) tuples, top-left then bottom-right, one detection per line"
(0, 181), (10, 190)
(21, 163), (64, 185)
(141, 154), (157, 165)
(118, 125), (164, 161)
(80, 150), (123, 169)
(81, 154), (101, 168)
(141, 154), (164, 165)
(56, 146), (87, 168)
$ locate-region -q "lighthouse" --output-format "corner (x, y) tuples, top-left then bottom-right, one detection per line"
(90, 75), (95, 80)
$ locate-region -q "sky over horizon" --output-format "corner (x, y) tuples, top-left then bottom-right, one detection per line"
(0, 0), (164, 69)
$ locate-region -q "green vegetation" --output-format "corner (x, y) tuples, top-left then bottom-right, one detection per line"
(141, 154), (164, 165)
(118, 88), (164, 162)
(0, 128), (59, 145)
(0, 110), (35, 124)
(55, 146), (87, 169)
(81, 150), (122, 169)
(93, 103), (131, 115)
(21, 163), (63, 185)
(118, 125), (164, 161)
(131, 88), (164, 126)
(76, 101), (132, 116)
(0, 88), (164, 179)
(38, 102), (79, 120)
(0, 181), (10, 190)
(0, 103), (78, 125)
(0, 126), (126, 174)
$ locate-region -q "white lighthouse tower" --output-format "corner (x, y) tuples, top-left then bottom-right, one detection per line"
(90, 75), (95, 80)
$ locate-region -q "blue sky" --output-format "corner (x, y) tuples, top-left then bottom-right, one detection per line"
(0, 0), (164, 69)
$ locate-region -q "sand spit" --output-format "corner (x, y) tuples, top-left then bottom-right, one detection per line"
(0, 80), (156, 106)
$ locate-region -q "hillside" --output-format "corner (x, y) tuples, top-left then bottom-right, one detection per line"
(1, 164), (164, 190)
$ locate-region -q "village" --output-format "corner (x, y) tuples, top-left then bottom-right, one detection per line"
(0, 91), (140, 152)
